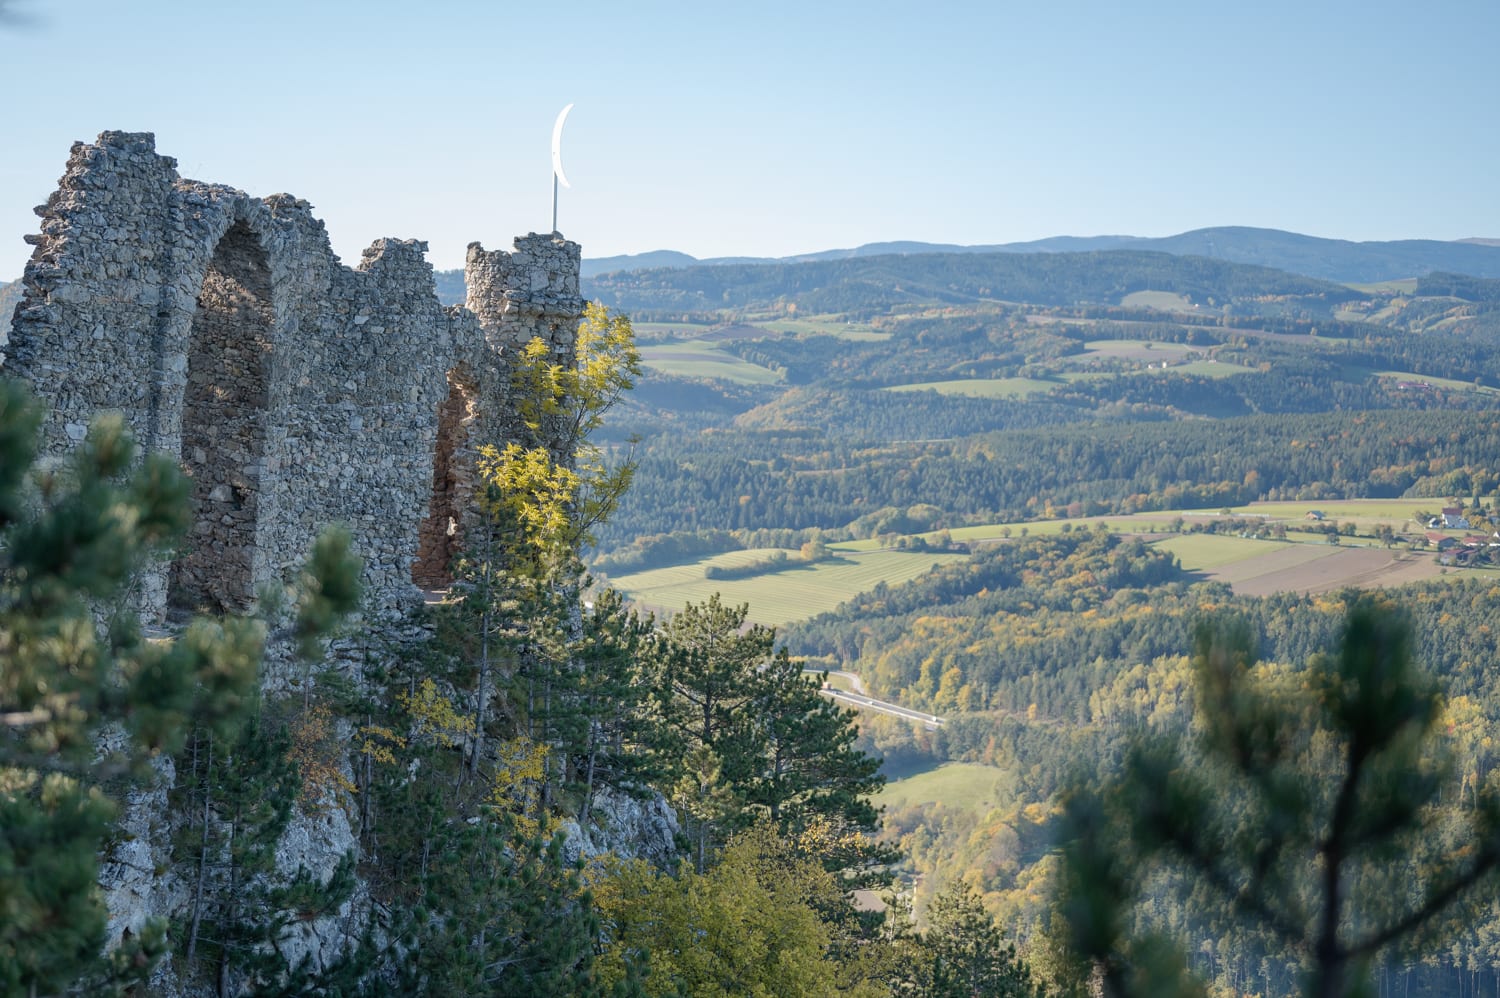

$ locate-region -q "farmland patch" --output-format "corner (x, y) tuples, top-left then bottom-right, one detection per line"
(613, 546), (968, 626)
(883, 377), (1058, 399)
(638, 341), (784, 384)
(1120, 290), (1197, 312)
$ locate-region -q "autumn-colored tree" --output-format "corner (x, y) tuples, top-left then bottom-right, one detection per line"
(595, 824), (886, 998)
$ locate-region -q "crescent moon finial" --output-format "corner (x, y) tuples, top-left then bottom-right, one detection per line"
(551, 103), (574, 189)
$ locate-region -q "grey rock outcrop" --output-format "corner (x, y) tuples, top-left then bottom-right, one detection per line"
(558, 786), (682, 869)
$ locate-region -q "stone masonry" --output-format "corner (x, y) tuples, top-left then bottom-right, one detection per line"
(4, 131), (585, 618)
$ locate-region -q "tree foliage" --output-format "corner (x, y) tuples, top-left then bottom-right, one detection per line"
(595, 823), (885, 998)
(485, 302), (643, 562)
(644, 594), (885, 874)
(0, 379), (360, 995)
(1057, 599), (1500, 998)
(909, 881), (1040, 998)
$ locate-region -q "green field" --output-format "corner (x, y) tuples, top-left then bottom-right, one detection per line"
(1058, 360), (1252, 380)
(1367, 370), (1500, 397)
(934, 499), (1436, 546)
(637, 341), (783, 384)
(935, 517), (1177, 544)
(1346, 279), (1419, 294)
(875, 762), (1016, 812)
(633, 321), (718, 339)
(1120, 290), (1198, 312)
(617, 498), (1475, 626)
(612, 546), (968, 626)
(1155, 359), (1253, 377)
(1232, 498), (1429, 530)
(882, 377), (1058, 399)
(1150, 533), (1295, 569)
(1080, 339), (1195, 362)
(755, 316), (889, 341)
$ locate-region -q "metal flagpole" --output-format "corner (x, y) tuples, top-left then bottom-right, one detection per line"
(550, 104), (574, 234)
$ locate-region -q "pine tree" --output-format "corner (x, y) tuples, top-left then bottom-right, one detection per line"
(646, 595), (771, 870)
(379, 803), (605, 996)
(0, 382), (262, 994)
(177, 712), (300, 993)
(570, 586), (658, 819)
(752, 649), (883, 833)
(1057, 598), (1500, 998)
(914, 881), (1039, 998)
(0, 378), (360, 995)
(646, 594), (890, 878)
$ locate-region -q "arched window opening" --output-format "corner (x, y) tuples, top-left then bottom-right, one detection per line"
(169, 220), (273, 613)
(414, 368), (477, 590)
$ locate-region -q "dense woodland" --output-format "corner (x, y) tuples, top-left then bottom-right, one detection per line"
(585, 249), (1357, 318)
(578, 245), (1500, 996)
(585, 250), (1500, 556)
(785, 531), (1500, 997)
(596, 409), (1500, 550)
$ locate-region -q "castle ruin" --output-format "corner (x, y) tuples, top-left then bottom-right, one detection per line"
(5, 130), (584, 619)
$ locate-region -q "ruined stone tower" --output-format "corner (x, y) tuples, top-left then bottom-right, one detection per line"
(5, 131), (585, 619)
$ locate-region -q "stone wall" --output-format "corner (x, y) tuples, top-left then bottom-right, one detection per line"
(4, 131), (585, 619)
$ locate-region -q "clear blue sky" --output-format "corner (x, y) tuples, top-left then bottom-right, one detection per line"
(2, 0), (1497, 278)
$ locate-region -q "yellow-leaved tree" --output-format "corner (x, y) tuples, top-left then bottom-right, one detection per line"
(478, 301), (643, 563)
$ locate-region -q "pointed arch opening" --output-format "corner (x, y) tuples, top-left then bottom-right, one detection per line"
(414, 367), (478, 590)
(169, 220), (273, 613)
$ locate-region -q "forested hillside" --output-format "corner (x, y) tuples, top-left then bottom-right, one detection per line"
(579, 226), (1500, 284)
(6, 298), (1072, 996)
(586, 249), (1355, 317)
(580, 244), (1500, 996)
(16, 231), (1500, 994)
(777, 527), (1500, 996)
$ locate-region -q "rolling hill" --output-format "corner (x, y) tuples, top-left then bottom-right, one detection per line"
(582, 248), (1356, 317)
(578, 226), (1500, 283)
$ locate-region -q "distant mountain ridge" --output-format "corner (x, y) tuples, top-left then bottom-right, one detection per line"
(584, 248), (1357, 317)
(582, 226), (1500, 284)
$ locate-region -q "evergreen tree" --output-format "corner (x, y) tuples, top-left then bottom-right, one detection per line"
(752, 649), (883, 833)
(570, 586), (658, 818)
(912, 881), (1039, 998)
(1057, 598), (1500, 998)
(0, 383), (256, 995)
(646, 595), (773, 869)
(177, 712), (297, 993)
(646, 594), (889, 878)
(0, 380), (359, 995)
(387, 819), (605, 997)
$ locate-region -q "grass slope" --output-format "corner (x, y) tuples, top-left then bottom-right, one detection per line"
(611, 547), (968, 626)
(638, 341), (784, 384)
(875, 762), (1015, 812)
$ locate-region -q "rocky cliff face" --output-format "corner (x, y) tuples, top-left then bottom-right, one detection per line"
(558, 787), (682, 869)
